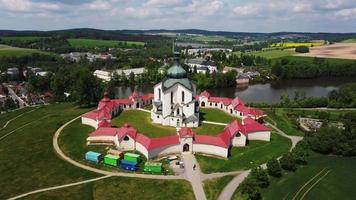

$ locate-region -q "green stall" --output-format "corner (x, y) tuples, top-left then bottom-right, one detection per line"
(104, 154), (120, 167)
(144, 162), (163, 173)
(124, 153), (141, 163)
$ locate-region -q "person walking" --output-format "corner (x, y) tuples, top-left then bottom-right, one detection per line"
(193, 164), (196, 171)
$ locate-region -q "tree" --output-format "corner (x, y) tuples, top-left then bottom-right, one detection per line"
(280, 153), (297, 171)
(266, 158), (282, 177)
(240, 178), (262, 200)
(251, 167), (270, 188)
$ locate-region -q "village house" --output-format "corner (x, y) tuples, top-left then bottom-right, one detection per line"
(185, 58), (217, 74)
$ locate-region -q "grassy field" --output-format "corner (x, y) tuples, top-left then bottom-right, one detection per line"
(265, 108), (304, 136)
(261, 153), (356, 200)
(68, 38), (145, 47)
(193, 123), (225, 135)
(196, 132), (291, 173)
(0, 44), (45, 57)
(251, 49), (297, 59)
(0, 107), (35, 127)
(280, 55), (356, 65)
(1, 36), (46, 42)
(23, 176), (194, 200)
(111, 110), (177, 137)
(271, 41), (324, 48)
(203, 175), (235, 200)
(342, 38), (356, 43)
(0, 104), (100, 199)
(200, 108), (236, 124)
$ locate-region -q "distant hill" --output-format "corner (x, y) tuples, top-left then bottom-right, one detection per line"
(0, 28), (355, 41)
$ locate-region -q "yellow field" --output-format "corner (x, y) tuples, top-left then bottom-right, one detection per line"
(271, 41), (325, 48)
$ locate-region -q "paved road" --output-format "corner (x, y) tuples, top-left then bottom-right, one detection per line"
(8, 175), (113, 200)
(181, 153), (207, 200)
(217, 170), (250, 200)
(4, 84), (28, 108)
(201, 171), (242, 181)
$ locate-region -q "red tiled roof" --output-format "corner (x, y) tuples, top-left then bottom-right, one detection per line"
(82, 110), (98, 120)
(90, 127), (118, 136)
(209, 97), (232, 106)
(178, 127), (194, 137)
(199, 90), (211, 98)
(243, 117), (271, 133)
(98, 120), (112, 128)
(116, 123), (138, 140)
(142, 93), (154, 101)
(136, 134), (180, 150)
(113, 98), (132, 104)
(194, 135), (229, 148)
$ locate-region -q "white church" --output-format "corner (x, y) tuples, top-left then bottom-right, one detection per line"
(151, 62), (200, 127)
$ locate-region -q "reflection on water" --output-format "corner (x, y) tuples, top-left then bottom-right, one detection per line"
(114, 77), (355, 104)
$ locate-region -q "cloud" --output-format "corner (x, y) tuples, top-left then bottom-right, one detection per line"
(84, 0), (112, 11)
(0, 0), (62, 12)
(336, 7), (356, 18)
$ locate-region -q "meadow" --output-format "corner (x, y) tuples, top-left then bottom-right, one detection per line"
(0, 44), (45, 57)
(342, 38), (356, 43)
(203, 175), (235, 200)
(251, 49), (297, 59)
(67, 38), (145, 47)
(271, 41), (324, 48)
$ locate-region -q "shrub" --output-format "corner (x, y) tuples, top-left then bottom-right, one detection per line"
(266, 158), (282, 177)
(251, 167), (270, 188)
(295, 46), (309, 53)
(240, 178), (262, 200)
(280, 153), (297, 171)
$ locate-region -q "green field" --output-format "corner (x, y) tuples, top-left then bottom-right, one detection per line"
(265, 108), (305, 136)
(0, 104), (99, 199)
(23, 176), (194, 200)
(271, 41), (324, 48)
(196, 132), (291, 173)
(68, 38), (145, 47)
(261, 153), (356, 200)
(203, 175), (235, 200)
(342, 38), (356, 43)
(0, 44), (45, 57)
(280, 55), (356, 65)
(193, 123), (225, 135)
(1, 36), (46, 42)
(251, 49), (297, 59)
(200, 108), (236, 123)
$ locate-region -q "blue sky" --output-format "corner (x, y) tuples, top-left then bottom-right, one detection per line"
(0, 0), (355, 32)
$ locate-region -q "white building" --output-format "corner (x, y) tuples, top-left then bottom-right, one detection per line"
(93, 70), (112, 82)
(151, 63), (199, 128)
(115, 67), (145, 77)
(185, 58), (217, 74)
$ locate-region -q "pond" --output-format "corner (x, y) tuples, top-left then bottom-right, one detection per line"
(113, 77), (355, 104)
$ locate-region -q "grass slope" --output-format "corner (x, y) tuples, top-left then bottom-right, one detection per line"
(196, 132), (291, 173)
(252, 49), (297, 59)
(261, 153), (356, 200)
(0, 44), (45, 57)
(203, 175), (235, 200)
(265, 108), (305, 136)
(68, 38), (144, 47)
(200, 108), (236, 123)
(0, 104), (99, 199)
(23, 176), (194, 200)
(0, 107), (34, 128)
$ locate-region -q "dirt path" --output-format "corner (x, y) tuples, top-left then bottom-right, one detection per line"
(0, 108), (37, 130)
(7, 175), (113, 200)
(217, 170), (250, 200)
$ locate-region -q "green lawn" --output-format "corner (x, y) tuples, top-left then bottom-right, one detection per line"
(23, 176), (194, 200)
(196, 132), (291, 173)
(68, 38), (145, 47)
(265, 108), (305, 136)
(111, 110), (177, 137)
(0, 44), (46, 57)
(0, 107), (35, 128)
(342, 38), (356, 43)
(203, 175), (235, 200)
(271, 41), (324, 48)
(0, 104), (99, 200)
(251, 49), (297, 59)
(200, 108), (236, 123)
(193, 123), (225, 136)
(261, 153), (356, 200)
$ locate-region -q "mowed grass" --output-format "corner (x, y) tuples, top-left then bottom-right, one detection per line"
(203, 175), (235, 200)
(261, 153), (356, 200)
(0, 44), (45, 57)
(0, 107), (35, 128)
(111, 110), (176, 137)
(251, 49), (297, 59)
(68, 38), (145, 47)
(200, 108), (236, 123)
(23, 176), (195, 200)
(0, 104), (99, 199)
(196, 132), (291, 173)
(193, 123), (225, 136)
(265, 108), (305, 136)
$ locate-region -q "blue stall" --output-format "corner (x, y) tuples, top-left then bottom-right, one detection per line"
(85, 151), (102, 163)
(120, 159), (139, 171)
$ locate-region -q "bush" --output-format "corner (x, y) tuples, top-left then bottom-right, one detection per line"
(266, 158), (282, 177)
(240, 178), (262, 200)
(295, 46), (309, 53)
(251, 167), (270, 188)
(280, 153), (297, 171)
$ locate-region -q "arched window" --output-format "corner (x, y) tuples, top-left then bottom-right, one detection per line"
(171, 91), (174, 104)
(123, 136), (130, 141)
(158, 88), (161, 100)
(177, 108), (180, 115)
(182, 91), (185, 102)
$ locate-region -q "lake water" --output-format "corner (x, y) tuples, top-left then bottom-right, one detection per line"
(113, 77), (355, 104)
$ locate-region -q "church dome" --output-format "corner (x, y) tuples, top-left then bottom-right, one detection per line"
(167, 63), (187, 78)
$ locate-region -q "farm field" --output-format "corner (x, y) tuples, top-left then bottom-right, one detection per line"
(23, 176), (194, 200)
(342, 38), (356, 43)
(196, 132), (291, 173)
(295, 43), (356, 60)
(67, 38), (145, 47)
(0, 44), (45, 57)
(261, 153), (356, 200)
(251, 49), (297, 59)
(203, 175), (235, 200)
(271, 41), (324, 48)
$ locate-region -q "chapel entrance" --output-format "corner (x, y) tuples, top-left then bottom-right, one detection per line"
(183, 143), (190, 152)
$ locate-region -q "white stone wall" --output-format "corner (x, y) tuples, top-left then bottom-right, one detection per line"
(81, 117), (98, 129)
(135, 142), (149, 159)
(147, 144), (181, 159)
(193, 144), (228, 158)
(87, 136), (115, 145)
(232, 133), (247, 147)
(248, 131), (271, 142)
(118, 135), (135, 150)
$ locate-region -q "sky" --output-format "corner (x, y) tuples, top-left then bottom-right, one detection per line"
(0, 0), (356, 32)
